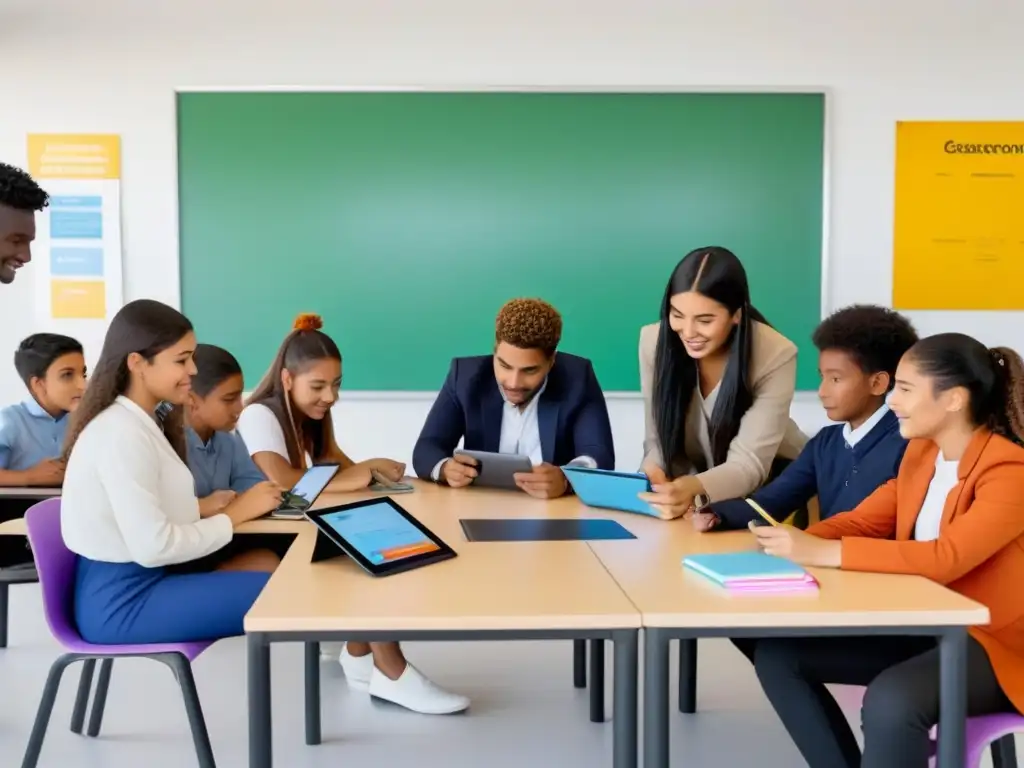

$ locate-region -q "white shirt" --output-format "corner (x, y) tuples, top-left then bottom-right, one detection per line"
(843, 404), (890, 448)
(237, 403), (303, 464)
(430, 379), (596, 480)
(61, 396), (233, 567)
(914, 452), (960, 542)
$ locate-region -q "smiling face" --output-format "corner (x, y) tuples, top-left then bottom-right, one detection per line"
(189, 373), (245, 432)
(667, 290), (740, 360)
(889, 356), (967, 440)
(283, 357), (341, 420)
(493, 342), (553, 406)
(0, 206), (36, 284)
(30, 351), (88, 415)
(817, 348), (889, 425)
(127, 331), (198, 406)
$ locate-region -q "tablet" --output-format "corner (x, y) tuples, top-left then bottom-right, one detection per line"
(305, 497), (457, 576)
(561, 466), (658, 517)
(453, 449), (532, 490)
(269, 464), (340, 519)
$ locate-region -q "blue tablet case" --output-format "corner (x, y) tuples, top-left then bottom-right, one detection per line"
(561, 466), (658, 516)
(460, 518), (636, 542)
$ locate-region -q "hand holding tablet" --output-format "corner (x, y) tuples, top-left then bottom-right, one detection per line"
(513, 463), (569, 499)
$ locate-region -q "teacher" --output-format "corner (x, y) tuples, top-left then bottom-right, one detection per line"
(0, 162), (48, 285)
(639, 246), (807, 519)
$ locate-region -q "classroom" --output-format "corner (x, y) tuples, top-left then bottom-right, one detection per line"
(1, 1), (1024, 766)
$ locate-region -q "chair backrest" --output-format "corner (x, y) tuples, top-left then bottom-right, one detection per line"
(24, 498), (81, 644)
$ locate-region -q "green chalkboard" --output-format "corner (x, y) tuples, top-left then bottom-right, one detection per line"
(178, 91), (824, 391)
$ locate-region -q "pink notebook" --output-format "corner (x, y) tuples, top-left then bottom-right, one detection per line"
(725, 573), (819, 593)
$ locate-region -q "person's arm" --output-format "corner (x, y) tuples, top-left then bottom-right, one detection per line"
(568, 361), (615, 470)
(696, 349), (798, 502)
(0, 417), (28, 486)
(638, 324), (664, 470)
(806, 479), (899, 541)
(228, 432), (267, 494)
(96, 432), (233, 568)
(412, 360), (467, 480)
(711, 434), (820, 529)
(836, 463), (1024, 584)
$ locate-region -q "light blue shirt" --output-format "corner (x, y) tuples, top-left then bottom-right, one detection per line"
(0, 399), (70, 471)
(185, 426), (265, 498)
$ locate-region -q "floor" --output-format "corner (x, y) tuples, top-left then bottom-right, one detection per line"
(0, 583), (1012, 767)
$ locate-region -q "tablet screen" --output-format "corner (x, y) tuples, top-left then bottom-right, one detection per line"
(319, 501), (441, 565)
(281, 464), (338, 511)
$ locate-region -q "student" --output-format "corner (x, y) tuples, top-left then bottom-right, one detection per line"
(697, 305), (918, 530)
(237, 313), (469, 715)
(638, 246), (807, 519)
(185, 343), (266, 516)
(748, 333), (1024, 768)
(412, 297), (615, 498)
(0, 162), (49, 285)
(0, 333), (86, 487)
(60, 299), (285, 645)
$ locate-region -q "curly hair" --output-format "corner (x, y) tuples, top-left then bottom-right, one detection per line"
(0, 163), (49, 211)
(495, 298), (562, 356)
(812, 305), (918, 390)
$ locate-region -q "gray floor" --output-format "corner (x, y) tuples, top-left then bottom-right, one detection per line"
(0, 583), (1011, 767)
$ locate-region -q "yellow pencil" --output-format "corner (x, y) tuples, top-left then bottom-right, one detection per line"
(745, 497), (779, 527)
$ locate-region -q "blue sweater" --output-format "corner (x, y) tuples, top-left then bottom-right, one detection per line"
(712, 409), (907, 529)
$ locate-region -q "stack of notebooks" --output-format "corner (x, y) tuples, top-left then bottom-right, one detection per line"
(683, 552), (819, 593)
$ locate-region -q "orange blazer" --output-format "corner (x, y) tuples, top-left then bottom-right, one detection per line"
(808, 428), (1024, 713)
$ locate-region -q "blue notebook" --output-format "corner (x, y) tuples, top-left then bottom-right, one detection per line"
(561, 466), (657, 516)
(682, 552), (809, 585)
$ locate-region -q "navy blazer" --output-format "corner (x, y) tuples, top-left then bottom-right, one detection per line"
(412, 353), (615, 479)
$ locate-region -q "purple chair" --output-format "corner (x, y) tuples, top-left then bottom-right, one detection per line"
(22, 499), (217, 768)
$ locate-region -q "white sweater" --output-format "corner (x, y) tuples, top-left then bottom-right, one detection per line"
(61, 396), (233, 567)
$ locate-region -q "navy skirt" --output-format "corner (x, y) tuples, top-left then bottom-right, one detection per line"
(74, 556), (270, 646)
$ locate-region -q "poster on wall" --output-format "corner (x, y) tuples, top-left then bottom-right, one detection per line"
(892, 121), (1024, 310)
(26, 134), (123, 327)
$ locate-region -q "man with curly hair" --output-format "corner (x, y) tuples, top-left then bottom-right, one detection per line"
(0, 162), (49, 285)
(412, 298), (614, 498)
(700, 305), (919, 529)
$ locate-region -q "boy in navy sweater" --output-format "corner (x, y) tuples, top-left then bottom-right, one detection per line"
(698, 305), (918, 531)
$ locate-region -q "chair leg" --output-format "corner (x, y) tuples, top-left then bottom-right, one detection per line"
(678, 639), (698, 714)
(162, 653), (216, 768)
(70, 659), (97, 734)
(589, 639), (605, 722)
(21, 654), (76, 768)
(573, 639), (586, 688)
(991, 734), (1017, 768)
(86, 658), (114, 737)
(0, 581), (8, 649)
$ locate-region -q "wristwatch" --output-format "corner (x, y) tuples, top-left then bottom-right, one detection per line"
(693, 493), (710, 511)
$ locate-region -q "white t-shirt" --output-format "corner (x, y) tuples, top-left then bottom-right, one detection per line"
(237, 403), (309, 467)
(61, 396), (233, 567)
(914, 452), (961, 542)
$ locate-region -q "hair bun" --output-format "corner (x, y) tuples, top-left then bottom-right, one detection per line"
(293, 313), (323, 332)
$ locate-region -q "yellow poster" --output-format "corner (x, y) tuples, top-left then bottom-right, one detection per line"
(892, 121), (1024, 310)
(51, 280), (106, 319)
(27, 134), (120, 180)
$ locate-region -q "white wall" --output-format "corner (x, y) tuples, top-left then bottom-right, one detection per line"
(1, 0), (1022, 470)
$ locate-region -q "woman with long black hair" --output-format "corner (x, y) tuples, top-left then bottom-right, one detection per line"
(639, 246), (807, 518)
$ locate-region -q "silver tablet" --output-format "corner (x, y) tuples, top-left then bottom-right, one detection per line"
(453, 449), (532, 491)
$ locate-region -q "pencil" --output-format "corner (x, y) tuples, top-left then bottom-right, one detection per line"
(744, 497), (779, 527)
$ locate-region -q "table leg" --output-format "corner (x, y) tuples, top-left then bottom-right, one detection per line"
(248, 633), (272, 768)
(642, 628), (670, 768)
(937, 628), (967, 768)
(611, 630), (638, 768)
(304, 641), (321, 746)
(589, 639), (605, 722)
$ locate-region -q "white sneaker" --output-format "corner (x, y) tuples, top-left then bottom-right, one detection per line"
(338, 644), (374, 691)
(320, 641), (343, 663)
(368, 664), (470, 715)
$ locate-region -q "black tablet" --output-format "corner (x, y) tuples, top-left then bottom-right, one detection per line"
(304, 497), (456, 577)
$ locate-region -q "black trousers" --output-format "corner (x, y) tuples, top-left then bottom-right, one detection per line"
(733, 635), (1012, 768)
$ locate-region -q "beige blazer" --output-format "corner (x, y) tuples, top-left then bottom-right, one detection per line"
(639, 320), (808, 502)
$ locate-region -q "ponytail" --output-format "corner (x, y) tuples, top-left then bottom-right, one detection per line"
(989, 346), (1024, 444)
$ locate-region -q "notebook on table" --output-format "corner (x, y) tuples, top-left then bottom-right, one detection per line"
(682, 552), (819, 593)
